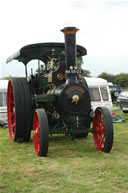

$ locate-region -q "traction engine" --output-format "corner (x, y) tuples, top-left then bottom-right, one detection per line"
(6, 27), (113, 156)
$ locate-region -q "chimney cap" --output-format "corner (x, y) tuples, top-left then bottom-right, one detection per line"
(61, 27), (79, 34)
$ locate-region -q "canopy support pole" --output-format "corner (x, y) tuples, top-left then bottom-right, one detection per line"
(25, 65), (28, 78)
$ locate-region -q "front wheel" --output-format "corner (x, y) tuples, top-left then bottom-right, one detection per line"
(93, 107), (113, 153)
(33, 109), (49, 157)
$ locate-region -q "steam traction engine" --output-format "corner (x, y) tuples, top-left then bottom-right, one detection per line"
(6, 27), (113, 156)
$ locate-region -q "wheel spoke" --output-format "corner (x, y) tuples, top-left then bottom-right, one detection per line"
(33, 112), (40, 155)
(93, 109), (105, 151)
(33, 131), (40, 155)
(7, 81), (16, 141)
(10, 95), (14, 104)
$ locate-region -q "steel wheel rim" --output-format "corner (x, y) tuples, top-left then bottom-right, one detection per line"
(93, 110), (105, 151)
(33, 112), (40, 155)
(7, 81), (16, 140)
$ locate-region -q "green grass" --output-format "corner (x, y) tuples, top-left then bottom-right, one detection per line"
(0, 110), (128, 193)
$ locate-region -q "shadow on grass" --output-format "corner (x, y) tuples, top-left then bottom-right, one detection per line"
(48, 134), (99, 158)
(6, 133), (112, 160)
(22, 134), (98, 158)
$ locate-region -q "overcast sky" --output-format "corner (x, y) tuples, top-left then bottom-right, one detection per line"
(0, 0), (128, 78)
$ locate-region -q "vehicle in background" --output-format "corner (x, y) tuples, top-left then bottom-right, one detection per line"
(0, 80), (8, 121)
(116, 91), (128, 113)
(109, 85), (122, 102)
(85, 77), (112, 112)
(108, 82), (113, 86)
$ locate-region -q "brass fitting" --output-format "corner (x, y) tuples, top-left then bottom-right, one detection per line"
(72, 95), (79, 104)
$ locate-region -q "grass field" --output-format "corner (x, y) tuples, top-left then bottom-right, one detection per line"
(0, 110), (128, 193)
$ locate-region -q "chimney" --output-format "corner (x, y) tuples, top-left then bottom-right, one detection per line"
(61, 27), (79, 70)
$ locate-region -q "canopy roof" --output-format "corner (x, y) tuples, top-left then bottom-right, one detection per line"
(6, 42), (87, 65)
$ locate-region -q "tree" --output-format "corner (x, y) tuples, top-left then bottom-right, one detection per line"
(98, 72), (128, 88)
(77, 56), (91, 77)
(98, 72), (116, 84)
(77, 56), (83, 69)
(3, 76), (12, 80)
(82, 69), (91, 77)
(115, 73), (128, 88)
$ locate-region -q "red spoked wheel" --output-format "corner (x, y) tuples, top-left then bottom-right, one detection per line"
(7, 81), (15, 140)
(93, 107), (113, 153)
(33, 109), (49, 157)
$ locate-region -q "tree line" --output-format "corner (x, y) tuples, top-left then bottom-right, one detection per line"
(78, 57), (128, 88)
(98, 72), (128, 88)
(83, 70), (128, 88)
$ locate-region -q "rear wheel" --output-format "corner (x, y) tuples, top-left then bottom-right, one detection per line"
(93, 107), (113, 153)
(33, 109), (49, 157)
(7, 78), (32, 142)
